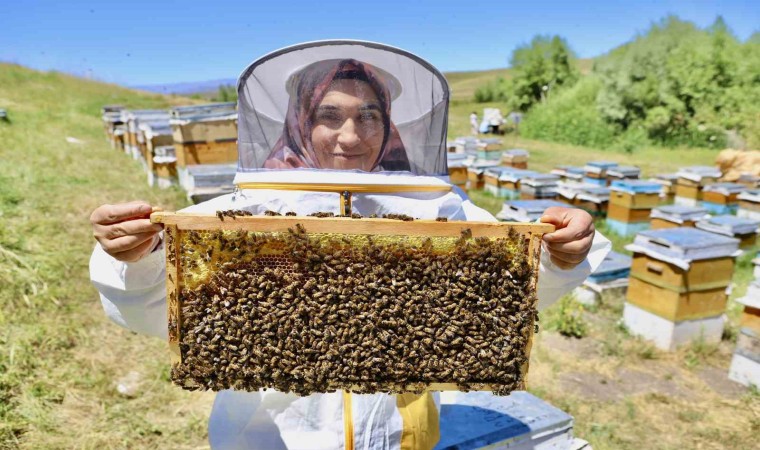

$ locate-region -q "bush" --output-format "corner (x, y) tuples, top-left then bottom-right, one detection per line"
(520, 76), (617, 148)
(545, 295), (588, 338)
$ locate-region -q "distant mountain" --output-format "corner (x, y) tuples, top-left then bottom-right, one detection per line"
(134, 78), (237, 95)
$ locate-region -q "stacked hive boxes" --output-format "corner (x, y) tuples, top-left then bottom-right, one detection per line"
(498, 169), (537, 199)
(623, 228), (739, 351)
(674, 166), (721, 207)
(701, 182), (746, 214)
(447, 153), (468, 190)
(484, 167), (516, 197)
(101, 105), (124, 149)
(651, 173), (679, 205)
(649, 205), (709, 230)
(520, 173), (559, 200)
(170, 103), (238, 202)
(696, 215), (760, 249)
(139, 119), (176, 189)
(729, 255), (760, 387)
(737, 189), (760, 220)
(574, 250), (632, 306)
(499, 149), (529, 169)
(583, 161), (618, 186)
(571, 185), (610, 217)
(466, 161), (501, 191)
(606, 165), (641, 184)
(551, 165), (585, 183)
(736, 174), (760, 189)
(496, 199), (569, 222)
(607, 180), (662, 236)
(475, 138), (503, 160)
(123, 110), (169, 161)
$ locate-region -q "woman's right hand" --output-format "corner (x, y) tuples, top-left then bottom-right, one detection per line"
(90, 201), (163, 263)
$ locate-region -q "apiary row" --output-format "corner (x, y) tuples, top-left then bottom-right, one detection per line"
(729, 253), (760, 388)
(101, 103), (238, 203)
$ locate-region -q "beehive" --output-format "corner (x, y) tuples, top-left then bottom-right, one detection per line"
(651, 173), (679, 205)
(498, 169), (537, 199)
(701, 182), (746, 215)
(447, 153), (468, 187)
(570, 185), (609, 217)
(499, 149), (529, 169)
(170, 103), (238, 167)
(583, 161), (618, 186)
(574, 250), (631, 306)
(551, 165), (585, 182)
(606, 165), (641, 184)
(101, 105), (124, 148)
(623, 227), (739, 350)
(649, 205), (709, 230)
(674, 166), (721, 206)
(483, 167), (516, 197)
(496, 200), (569, 222)
(737, 189), (760, 221)
(520, 174), (559, 200)
(466, 161), (500, 191)
(729, 285), (760, 387)
(696, 215), (760, 249)
(152, 212), (553, 395)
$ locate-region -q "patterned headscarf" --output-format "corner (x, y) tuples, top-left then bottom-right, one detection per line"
(263, 59), (410, 171)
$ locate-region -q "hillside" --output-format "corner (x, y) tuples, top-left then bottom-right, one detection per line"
(0, 63), (757, 450)
(444, 58), (593, 102)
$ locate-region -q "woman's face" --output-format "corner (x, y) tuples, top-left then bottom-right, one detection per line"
(310, 79), (385, 171)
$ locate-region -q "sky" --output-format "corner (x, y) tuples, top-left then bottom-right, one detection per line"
(1, 0), (758, 86)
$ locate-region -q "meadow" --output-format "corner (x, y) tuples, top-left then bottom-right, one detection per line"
(0, 62), (757, 449)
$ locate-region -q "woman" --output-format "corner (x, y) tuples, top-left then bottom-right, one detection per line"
(263, 58), (411, 173)
(90, 42), (609, 450)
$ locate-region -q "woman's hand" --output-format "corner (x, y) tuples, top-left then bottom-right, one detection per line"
(90, 201), (163, 263)
(539, 206), (595, 270)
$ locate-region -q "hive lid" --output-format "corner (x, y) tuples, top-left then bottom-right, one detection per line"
(521, 173), (560, 187)
(650, 205), (709, 222)
(138, 121), (173, 138)
(626, 227), (740, 268)
(505, 200), (567, 214)
(484, 166), (518, 177)
(591, 250), (632, 277)
(610, 179), (662, 194)
(169, 102), (237, 123)
(607, 165), (641, 178)
(586, 161), (619, 169)
(738, 189), (760, 202)
(498, 169), (538, 183)
(696, 215), (760, 236)
(435, 391), (573, 450)
(736, 281), (760, 309)
(676, 166), (722, 182)
(577, 185), (610, 201)
(702, 182), (747, 195)
(503, 148), (529, 157)
(101, 105), (124, 114)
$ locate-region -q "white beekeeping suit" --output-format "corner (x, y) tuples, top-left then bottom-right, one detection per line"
(90, 41), (611, 450)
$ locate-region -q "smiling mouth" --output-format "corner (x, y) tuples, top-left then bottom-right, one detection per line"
(330, 153), (365, 160)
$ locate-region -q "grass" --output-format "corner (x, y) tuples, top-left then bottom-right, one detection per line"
(1, 62), (758, 449)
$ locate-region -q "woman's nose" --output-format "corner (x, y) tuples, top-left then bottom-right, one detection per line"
(337, 119), (361, 148)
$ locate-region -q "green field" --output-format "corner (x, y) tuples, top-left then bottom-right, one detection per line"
(0, 63), (757, 449)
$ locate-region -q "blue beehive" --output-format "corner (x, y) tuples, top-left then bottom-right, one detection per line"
(435, 391), (575, 450)
(587, 251), (632, 284)
(610, 179), (663, 194)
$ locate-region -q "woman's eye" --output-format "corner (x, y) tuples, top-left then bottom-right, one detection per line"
(359, 113), (380, 122)
(317, 112), (341, 123)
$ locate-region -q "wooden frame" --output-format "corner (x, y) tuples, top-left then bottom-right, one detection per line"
(152, 212), (554, 393)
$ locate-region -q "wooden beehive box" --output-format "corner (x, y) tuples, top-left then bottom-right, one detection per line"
(607, 203), (652, 223)
(152, 212), (553, 395)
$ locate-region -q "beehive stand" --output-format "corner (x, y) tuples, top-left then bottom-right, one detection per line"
(152, 212), (553, 395)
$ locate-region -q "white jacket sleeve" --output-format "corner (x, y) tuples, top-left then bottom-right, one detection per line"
(89, 241), (168, 339)
(460, 199), (612, 311)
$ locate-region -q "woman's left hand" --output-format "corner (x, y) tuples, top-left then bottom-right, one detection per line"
(539, 207), (595, 270)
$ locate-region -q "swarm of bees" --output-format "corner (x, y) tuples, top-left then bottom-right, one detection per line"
(171, 217), (537, 396)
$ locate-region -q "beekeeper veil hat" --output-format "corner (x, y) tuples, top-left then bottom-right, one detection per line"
(236, 40), (450, 179)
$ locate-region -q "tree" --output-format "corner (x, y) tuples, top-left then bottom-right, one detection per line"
(506, 35), (578, 111)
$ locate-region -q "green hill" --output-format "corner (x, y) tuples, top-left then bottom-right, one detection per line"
(443, 58), (593, 102)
